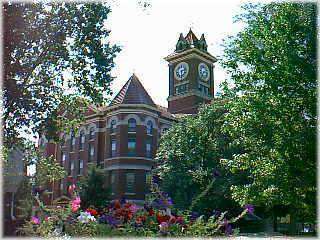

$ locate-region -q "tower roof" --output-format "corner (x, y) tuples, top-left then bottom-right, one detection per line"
(185, 28), (198, 46)
(110, 74), (156, 107)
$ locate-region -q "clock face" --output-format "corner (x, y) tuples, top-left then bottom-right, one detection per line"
(174, 62), (189, 80)
(198, 63), (210, 81)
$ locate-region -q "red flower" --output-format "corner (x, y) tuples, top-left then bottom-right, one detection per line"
(86, 208), (98, 216)
(169, 216), (176, 224)
(148, 209), (154, 216)
(156, 213), (170, 224)
(114, 200), (121, 209)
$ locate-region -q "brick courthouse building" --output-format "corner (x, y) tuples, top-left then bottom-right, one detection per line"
(43, 29), (217, 201)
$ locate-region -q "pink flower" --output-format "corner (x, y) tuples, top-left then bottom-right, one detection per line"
(68, 184), (76, 195)
(129, 204), (140, 214)
(31, 216), (40, 225)
(71, 197), (81, 212)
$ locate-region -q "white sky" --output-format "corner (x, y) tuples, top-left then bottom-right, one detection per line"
(107, 0), (246, 107)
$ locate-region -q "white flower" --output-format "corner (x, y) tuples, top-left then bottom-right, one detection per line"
(77, 211), (96, 223)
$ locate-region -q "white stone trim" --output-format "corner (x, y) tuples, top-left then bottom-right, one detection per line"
(106, 115), (119, 128)
(105, 157), (155, 161)
(144, 116), (157, 129)
(123, 113), (142, 125)
(164, 48), (217, 63)
(87, 123), (97, 133)
(168, 90), (212, 101)
(105, 164), (152, 170)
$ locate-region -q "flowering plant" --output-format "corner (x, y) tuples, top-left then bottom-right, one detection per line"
(18, 179), (253, 237)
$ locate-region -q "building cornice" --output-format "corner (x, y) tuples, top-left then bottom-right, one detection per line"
(164, 48), (217, 63)
(168, 90), (213, 101)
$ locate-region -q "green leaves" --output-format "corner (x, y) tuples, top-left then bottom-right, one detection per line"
(3, 2), (120, 146)
(221, 2), (316, 221)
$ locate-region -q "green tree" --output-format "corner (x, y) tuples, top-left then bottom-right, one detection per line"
(3, 2), (121, 147)
(155, 100), (243, 214)
(78, 165), (111, 209)
(220, 2), (317, 224)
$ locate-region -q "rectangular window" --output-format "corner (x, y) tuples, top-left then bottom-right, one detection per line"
(146, 139), (152, 158)
(111, 172), (116, 194)
(69, 160), (74, 176)
(88, 144), (94, 162)
(79, 159), (83, 175)
(111, 139), (117, 157)
(61, 152), (66, 165)
(145, 172), (152, 189)
(126, 173), (135, 193)
(175, 83), (188, 95)
(128, 138), (136, 156)
(60, 181), (64, 192)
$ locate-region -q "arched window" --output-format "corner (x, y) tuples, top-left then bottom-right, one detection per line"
(146, 120), (153, 135)
(89, 127), (95, 140)
(110, 119), (116, 133)
(128, 118), (136, 132)
(79, 131), (85, 150)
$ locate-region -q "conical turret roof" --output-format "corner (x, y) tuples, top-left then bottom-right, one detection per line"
(110, 74), (156, 107)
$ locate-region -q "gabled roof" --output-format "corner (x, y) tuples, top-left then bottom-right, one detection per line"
(110, 74), (156, 107)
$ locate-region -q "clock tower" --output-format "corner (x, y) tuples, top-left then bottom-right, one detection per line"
(164, 29), (217, 114)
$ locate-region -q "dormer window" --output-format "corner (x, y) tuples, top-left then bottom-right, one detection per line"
(146, 120), (153, 135)
(128, 118), (136, 132)
(110, 119), (116, 133)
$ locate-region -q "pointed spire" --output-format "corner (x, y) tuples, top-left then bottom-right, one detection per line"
(185, 28), (198, 46)
(178, 33), (185, 41)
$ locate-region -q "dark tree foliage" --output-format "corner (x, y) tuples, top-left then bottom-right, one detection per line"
(78, 166), (111, 209)
(155, 100), (244, 214)
(220, 3), (317, 222)
(3, 2), (121, 146)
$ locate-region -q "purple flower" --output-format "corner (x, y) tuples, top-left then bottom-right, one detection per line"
(212, 169), (221, 178)
(190, 211), (199, 221)
(152, 175), (161, 184)
(31, 216), (40, 225)
(212, 210), (221, 217)
(120, 196), (126, 204)
(159, 222), (169, 235)
(244, 204), (254, 214)
(225, 223), (233, 235)
(105, 215), (119, 227)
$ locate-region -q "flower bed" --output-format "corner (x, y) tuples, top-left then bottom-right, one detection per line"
(18, 182), (253, 237)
